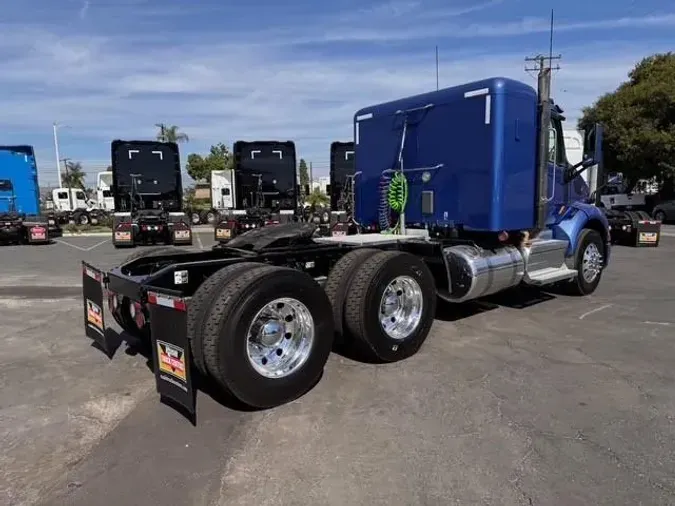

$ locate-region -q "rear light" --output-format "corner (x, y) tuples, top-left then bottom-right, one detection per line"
(131, 302), (145, 328)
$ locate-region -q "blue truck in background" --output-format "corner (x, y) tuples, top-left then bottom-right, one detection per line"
(0, 145), (60, 244)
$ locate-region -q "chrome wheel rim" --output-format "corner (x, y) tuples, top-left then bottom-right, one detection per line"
(246, 297), (314, 379)
(378, 276), (423, 340)
(582, 243), (603, 283)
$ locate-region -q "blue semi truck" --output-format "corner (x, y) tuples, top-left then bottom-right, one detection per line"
(0, 145), (60, 244)
(80, 74), (609, 419)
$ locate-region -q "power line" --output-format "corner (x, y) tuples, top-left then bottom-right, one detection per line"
(525, 9), (561, 77)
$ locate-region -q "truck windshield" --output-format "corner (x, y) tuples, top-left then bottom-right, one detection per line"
(0, 179), (12, 191)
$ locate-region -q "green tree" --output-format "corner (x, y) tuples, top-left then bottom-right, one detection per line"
(62, 161), (86, 189)
(155, 123), (189, 143)
(185, 143), (233, 182)
(305, 188), (329, 207)
(578, 52), (675, 195)
(298, 159), (309, 186)
(297, 159), (309, 204)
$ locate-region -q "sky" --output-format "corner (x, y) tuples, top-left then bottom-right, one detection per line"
(0, 0), (673, 187)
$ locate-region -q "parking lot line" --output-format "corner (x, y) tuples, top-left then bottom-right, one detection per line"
(578, 303), (613, 320)
(55, 238), (111, 252)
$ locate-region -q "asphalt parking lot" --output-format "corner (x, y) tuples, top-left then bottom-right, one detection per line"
(1, 226), (675, 506)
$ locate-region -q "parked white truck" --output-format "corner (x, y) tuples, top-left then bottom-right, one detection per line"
(96, 171), (115, 211)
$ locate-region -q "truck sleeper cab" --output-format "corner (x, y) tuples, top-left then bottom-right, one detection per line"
(0, 146), (57, 244)
(214, 140), (299, 243)
(110, 140), (193, 248)
(82, 77), (610, 422)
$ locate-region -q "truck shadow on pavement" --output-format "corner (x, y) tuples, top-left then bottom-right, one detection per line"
(435, 286), (558, 322)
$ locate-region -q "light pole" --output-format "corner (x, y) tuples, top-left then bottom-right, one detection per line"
(52, 122), (71, 188)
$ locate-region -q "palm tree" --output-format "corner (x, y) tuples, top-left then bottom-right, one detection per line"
(62, 161), (86, 189)
(306, 188), (329, 207)
(155, 123), (189, 143)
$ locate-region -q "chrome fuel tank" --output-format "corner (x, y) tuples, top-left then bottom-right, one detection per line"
(440, 244), (524, 303)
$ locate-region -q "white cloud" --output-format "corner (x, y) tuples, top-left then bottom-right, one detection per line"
(0, 5), (673, 184)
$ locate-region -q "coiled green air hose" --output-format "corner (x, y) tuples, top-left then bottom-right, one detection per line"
(386, 171), (408, 233)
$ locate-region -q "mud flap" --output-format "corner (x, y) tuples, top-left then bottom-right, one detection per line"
(635, 220), (661, 247)
(147, 290), (196, 419)
(82, 261), (113, 354)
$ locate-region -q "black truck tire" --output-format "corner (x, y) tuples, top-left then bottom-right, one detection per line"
(324, 248), (380, 343)
(201, 265), (334, 409)
(205, 209), (218, 225)
(344, 251), (437, 362)
(565, 228), (605, 296)
(625, 211), (640, 227)
(187, 261), (263, 377)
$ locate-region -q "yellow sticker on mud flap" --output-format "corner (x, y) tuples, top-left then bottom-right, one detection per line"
(639, 232), (658, 243)
(87, 299), (103, 331)
(157, 340), (187, 381)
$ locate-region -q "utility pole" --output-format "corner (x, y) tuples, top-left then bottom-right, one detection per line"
(309, 161), (314, 193)
(525, 8), (560, 229)
(60, 157), (74, 212)
(156, 123), (166, 141)
(53, 122), (63, 187)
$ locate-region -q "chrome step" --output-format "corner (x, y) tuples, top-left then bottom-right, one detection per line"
(523, 266), (577, 285)
(520, 238), (570, 284)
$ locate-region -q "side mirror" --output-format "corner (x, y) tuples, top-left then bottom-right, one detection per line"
(582, 122), (603, 165)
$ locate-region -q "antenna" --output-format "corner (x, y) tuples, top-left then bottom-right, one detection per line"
(525, 9), (561, 78)
(435, 45), (439, 91)
(548, 9), (554, 63)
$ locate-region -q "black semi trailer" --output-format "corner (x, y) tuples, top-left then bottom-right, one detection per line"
(110, 140), (193, 248)
(214, 140), (299, 243)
